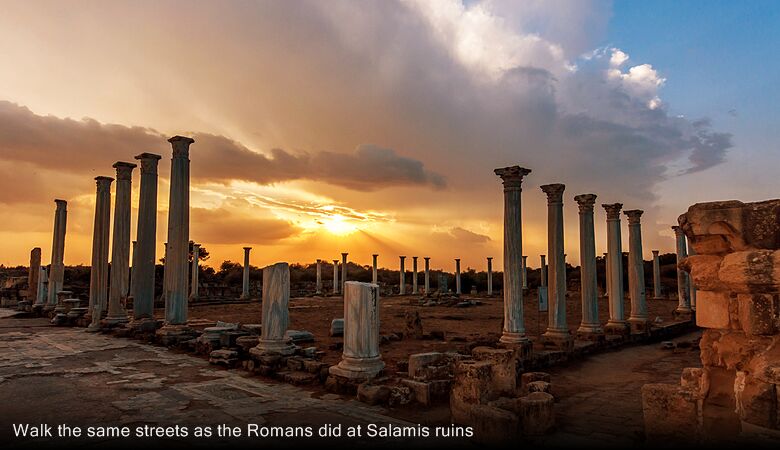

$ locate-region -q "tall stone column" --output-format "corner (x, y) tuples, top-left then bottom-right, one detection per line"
(424, 257), (430, 295)
(341, 252), (348, 295)
(487, 257), (493, 296)
(46, 199), (68, 309)
(189, 243), (200, 300)
(541, 184), (572, 349)
(132, 152), (161, 321)
(687, 237), (697, 311)
(332, 259), (339, 295)
(603, 203), (628, 333)
(372, 254), (378, 284)
(242, 247), (252, 299)
(603, 252), (610, 297)
(412, 256), (418, 294)
(329, 281), (384, 380)
(625, 209), (649, 333)
(27, 248), (41, 304)
(315, 258), (322, 295)
(672, 226), (691, 317)
(399, 256), (406, 295)
(574, 194), (602, 337)
(250, 262), (294, 356)
(87, 179), (112, 319)
(494, 166), (532, 347)
(105, 162), (136, 325)
(162, 136), (194, 327)
(522, 255), (528, 290)
(540, 255), (547, 287)
(455, 258), (462, 295)
(651, 250), (662, 299)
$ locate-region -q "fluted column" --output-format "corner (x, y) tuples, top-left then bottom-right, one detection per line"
(329, 281), (384, 380)
(540, 255), (547, 287)
(315, 258), (322, 295)
(372, 254), (378, 284)
(673, 226), (691, 315)
(189, 243), (200, 300)
(105, 162), (136, 325)
(250, 262), (294, 356)
(242, 247), (252, 299)
(163, 136), (193, 326)
(541, 184), (571, 347)
(625, 210), (649, 332)
(455, 258), (461, 295)
(487, 257), (493, 296)
(132, 153), (161, 321)
(603, 203), (628, 333)
(494, 166), (532, 346)
(412, 256), (418, 294)
(575, 194), (602, 336)
(687, 237), (697, 311)
(399, 256), (406, 295)
(87, 179), (112, 319)
(332, 259), (339, 295)
(521, 255), (528, 290)
(652, 250), (661, 299)
(46, 199), (68, 309)
(340, 252), (348, 295)
(424, 257), (430, 295)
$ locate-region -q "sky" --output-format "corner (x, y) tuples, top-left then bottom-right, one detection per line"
(0, 0), (778, 272)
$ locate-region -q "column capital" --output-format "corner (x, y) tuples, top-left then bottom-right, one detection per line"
(192, 243), (201, 249)
(134, 153), (162, 174)
(332, 259), (339, 264)
(412, 256), (418, 261)
(652, 250), (659, 256)
(54, 199), (68, 208)
(424, 257), (430, 261)
(168, 135), (194, 158)
(112, 161), (137, 181)
(316, 258), (321, 263)
(341, 252), (348, 258)
(494, 166), (531, 190)
(372, 254), (379, 257)
(243, 247), (252, 251)
(574, 193), (597, 212)
(540, 183), (565, 203)
(455, 258), (461, 262)
(95, 176), (114, 191)
(624, 209), (643, 224)
(671, 225), (684, 237)
(399, 255), (406, 260)
(487, 256), (493, 260)
(602, 203), (623, 220)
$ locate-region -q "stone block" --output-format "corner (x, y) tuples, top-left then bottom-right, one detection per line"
(735, 372), (777, 429)
(684, 255), (725, 291)
(680, 367), (704, 396)
(408, 352), (446, 378)
(738, 293), (777, 336)
(357, 384), (391, 405)
(641, 383), (699, 443)
(452, 360), (495, 404)
(472, 346), (517, 396)
(718, 250), (775, 292)
(695, 291), (731, 329)
(519, 392), (555, 435)
(450, 395), (520, 442)
(526, 381), (551, 395)
(520, 372), (551, 391)
(329, 318), (344, 337)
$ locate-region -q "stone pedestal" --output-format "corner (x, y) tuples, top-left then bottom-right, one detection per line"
(329, 281), (384, 380)
(105, 161), (136, 326)
(132, 153), (161, 320)
(242, 247), (252, 299)
(250, 262), (294, 356)
(574, 194), (603, 337)
(540, 184), (572, 349)
(625, 210), (649, 334)
(603, 203), (629, 335)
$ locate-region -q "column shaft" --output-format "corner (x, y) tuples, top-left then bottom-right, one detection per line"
(329, 281), (384, 380)
(315, 258), (322, 295)
(250, 262), (293, 355)
(372, 254), (378, 284)
(106, 162), (136, 323)
(652, 250), (661, 299)
(341, 253), (348, 295)
(541, 184), (570, 344)
(424, 257), (430, 295)
(189, 243), (200, 300)
(455, 258), (461, 295)
(332, 260), (339, 294)
(673, 226), (691, 314)
(47, 200), (68, 308)
(88, 180), (112, 317)
(487, 257), (493, 296)
(412, 257), (418, 294)
(603, 203), (628, 332)
(575, 194), (601, 335)
(625, 210), (648, 331)
(242, 248), (252, 299)
(399, 256), (406, 295)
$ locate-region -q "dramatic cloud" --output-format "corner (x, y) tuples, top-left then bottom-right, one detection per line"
(191, 206), (295, 245)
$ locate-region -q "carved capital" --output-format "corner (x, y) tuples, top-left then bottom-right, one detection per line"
(624, 209), (644, 225)
(602, 203), (623, 220)
(168, 135), (194, 159)
(134, 153), (162, 175)
(494, 166), (532, 190)
(94, 176), (114, 192)
(540, 183), (565, 203)
(574, 193), (597, 213)
(112, 161), (137, 181)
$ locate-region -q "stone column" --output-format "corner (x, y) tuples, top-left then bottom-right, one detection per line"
(27, 248), (41, 304)
(487, 257), (493, 296)
(540, 184), (571, 348)
(315, 258), (322, 295)
(399, 256), (406, 295)
(540, 255), (547, 287)
(603, 203), (628, 333)
(424, 257), (430, 295)
(332, 259), (339, 295)
(189, 243), (200, 300)
(329, 281), (384, 380)
(412, 256), (418, 294)
(522, 255), (528, 290)
(372, 254), (378, 284)
(574, 194), (602, 337)
(687, 237), (697, 311)
(672, 226), (691, 316)
(250, 262), (294, 356)
(242, 247), (252, 299)
(46, 199), (68, 309)
(652, 250), (662, 299)
(37, 267), (47, 304)
(105, 162), (136, 325)
(603, 252), (610, 297)
(494, 166), (532, 346)
(87, 179), (112, 319)
(129, 240), (138, 302)
(160, 242), (169, 302)
(625, 209), (649, 333)
(341, 252), (348, 295)
(455, 258), (462, 295)
(162, 136), (194, 327)
(132, 152), (161, 321)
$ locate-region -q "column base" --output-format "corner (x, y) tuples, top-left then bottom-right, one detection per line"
(499, 331), (530, 345)
(156, 324), (198, 346)
(628, 317), (651, 334)
(604, 320), (630, 335)
(540, 329), (574, 351)
(673, 307), (693, 321)
(576, 324), (605, 341)
(103, 314), (129, 326)
(128, 317), (160, 334)
(328, 355), (384, 380)
(249, 339), (295, 357)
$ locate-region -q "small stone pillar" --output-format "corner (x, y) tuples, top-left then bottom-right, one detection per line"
(132, 152), (161, 321)
(487, 257), (493, 296)
(105, 161), (137, 325)
(372, 254), (378, 284)
(574, 194), (602, 338)
(88, 179), (112, 321)
(625, 209), (649, 333)
(494, 166), (532, 347)
(315, 258), (322, 295)
(455, 258), (462, 295)
(250, 262), (294, 356)
(412, 256), (418, 294)
(27, 248), (41, 304)
(332, 259), (339, 295)
(341, 252), (348, 295)
(603, 203), (628, 334)
(399, 256), (406, 295)
(189, 243), (200, 300)
(651, 250), (662, 299)
(242, 247), (252, 299)
(672, 226), (691, 318)
(424, 257), (430, 295)
(46, 199), (68, 310)
(540, 184), (572, 349)
(37, 267), (48, 305)
(329, 281), (384, 380)
(522, 255), (528, 290)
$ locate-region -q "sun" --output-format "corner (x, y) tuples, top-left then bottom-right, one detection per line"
(323, 214), (358, 236)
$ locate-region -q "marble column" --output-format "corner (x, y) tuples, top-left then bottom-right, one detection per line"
(625, 209), (649, 332)
(487, 257), (493, 296)
(242, 247), (252, 299)
(574, 194), (602, 337)
(28, 248), (41, 304)
(315, 258), (322, 295)
(87, 179), (112, 318)
(673, 226), (691, 315)
(687, 237), (697, 311)
(189, 243), (200, 300)
(412, 256), (418, 294)
(372, 254), (378, 284)
(105, 162), (136, 325)
(652, 250), (662, 299)
(133, 152), (161, 321)
(332, 260), (339, 295)
(454, 259), (461, 295)
(522, 255), (528, 290)
(163, 136), (194, 326)
(541, 184), (571, 347)
(37, 267), (47, 304)
(424, 257), (430, 295)
(250, 262), (294, 356)
(603, 203), (628, 333)
(494, 166), (532, 346)
(46, 199), (68, 309)
(603, 252), (610, 297)
(399, 256), (406, 295)
(129, 240), (138, 302)
(540, 255), (547, 287)
(329, 281), (384, 380)
(341, 252), (348, 295)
